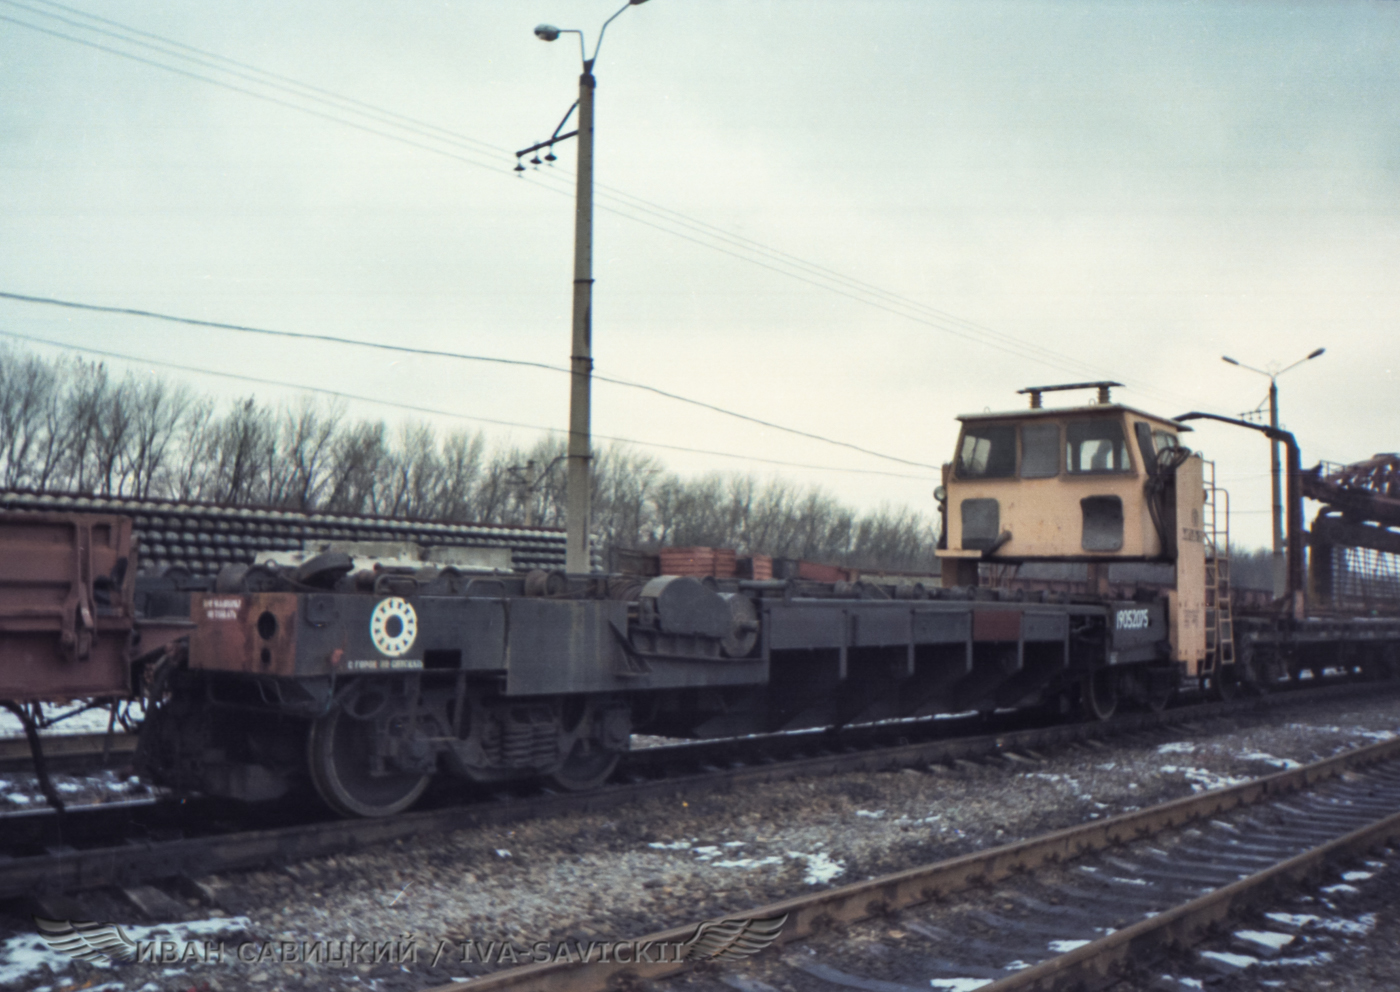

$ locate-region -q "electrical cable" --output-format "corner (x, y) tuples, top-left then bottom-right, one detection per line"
(14, 0), (1132, 383)
(0, 12), (506, 173)
(19, 0), (505, 157)
(0, 291), (939, 469)
(3, 1), (1178, 404)
(0, 329), (938, 481)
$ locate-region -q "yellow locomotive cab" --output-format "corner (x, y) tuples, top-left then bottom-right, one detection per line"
(937, 382), (1208, 673)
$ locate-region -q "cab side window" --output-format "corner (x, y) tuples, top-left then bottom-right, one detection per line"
(1066, 420), (1131, 473)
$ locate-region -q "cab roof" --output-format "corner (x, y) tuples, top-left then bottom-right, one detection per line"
(955, 403), (1193, 432)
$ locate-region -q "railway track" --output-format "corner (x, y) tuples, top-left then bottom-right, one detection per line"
(0, 679), (1393, 906)
(0, 732), (136, 773)
(420, 721), (1400, 992)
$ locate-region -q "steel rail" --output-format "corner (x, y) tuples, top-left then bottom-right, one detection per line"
(422, 717), (1400, 992)
(980, 807), (1400, 990)
(0, 679), (1393, 899)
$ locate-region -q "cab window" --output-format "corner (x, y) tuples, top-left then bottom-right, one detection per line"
(1066, 419), (1131, 473)
(1152, 430), (1179, 453)
(1020, 423), (1059, 478)
(956, 425), (1016, 479)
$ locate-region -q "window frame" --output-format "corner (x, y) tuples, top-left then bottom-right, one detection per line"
(1064, 417), (1134, 476)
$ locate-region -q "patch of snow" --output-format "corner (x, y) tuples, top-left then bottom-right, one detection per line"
(1233, 931), (1293, 950)
(1264, 913), (1319, 930)
(1258, 951), (1333, 968)
(1156, 742), (1196, 754)
(648, 840), (692, 850)
(712, 856), (785, 870)
(0, 915), (250, 987)
(1314, 914), (1376, 936)
(1238, 752), (1302, 769)
(855, 809), (885, 819)
(1159, 766), (1252, 792)
(1348, 728), (1396, 741)
(1319, 883), (1359, 896)
(1234, 930), (1295, 955)
(1047, 939), (1091, 952)
(929, 980), (992, 991)
(494, 849), (511, 858)
(1341, 871), (1373, 882)
(0, 701), (139, 738)
(787, 850), (845, 885)
(1200, 950), (1258, 970)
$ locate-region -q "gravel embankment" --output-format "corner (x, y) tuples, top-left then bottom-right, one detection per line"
(1, 693), (1398, 992)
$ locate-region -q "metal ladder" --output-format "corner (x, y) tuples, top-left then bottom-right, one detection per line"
(1203, 460), (1235, 672)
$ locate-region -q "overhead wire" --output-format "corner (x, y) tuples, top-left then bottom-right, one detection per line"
(0, 11), (506, 173)
(0, 291), (940, 469)
(0, 329), (939, 481)
(20, 0), (505, 158)
(4, 0), (1184, 407)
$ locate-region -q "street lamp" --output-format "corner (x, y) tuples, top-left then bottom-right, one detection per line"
(523, 0), (651, 575)
(1221, 347), (1325, 598)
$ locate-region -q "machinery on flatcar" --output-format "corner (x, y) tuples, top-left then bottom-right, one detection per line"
(3, 383), (1399, 818)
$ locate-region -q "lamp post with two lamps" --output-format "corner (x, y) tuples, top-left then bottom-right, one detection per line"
(520, 0), (651, 574)
(1221, 347), (1325, 599)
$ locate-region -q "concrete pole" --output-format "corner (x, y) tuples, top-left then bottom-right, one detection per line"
(1269, 377), (1285, 598)
(565, 65), (596, 574)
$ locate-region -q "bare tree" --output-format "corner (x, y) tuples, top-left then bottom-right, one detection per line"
(169, 397), (218, 501)
(0, 343), (941, 571)
(270, 399), (342, 509)
(0, 346), (58, 489)
(322, 419), (388, 514)
(435, 429), (486, 521)
(119, 377), (195, 499)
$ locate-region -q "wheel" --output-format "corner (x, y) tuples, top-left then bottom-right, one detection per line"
(544, 741), (620, 792)
(1081, 669), (1117, 722)
(542, 697), (624, 792)
(307, 706), (430, 818)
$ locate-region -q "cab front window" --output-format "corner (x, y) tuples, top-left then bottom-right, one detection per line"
(956, 425), (1016, 479)
(1020, 423), (1060, 478)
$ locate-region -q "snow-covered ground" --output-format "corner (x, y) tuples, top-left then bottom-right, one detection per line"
(0, 701), (141, 739)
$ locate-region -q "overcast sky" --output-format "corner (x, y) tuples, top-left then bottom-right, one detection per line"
(2, 0), (1396, 548)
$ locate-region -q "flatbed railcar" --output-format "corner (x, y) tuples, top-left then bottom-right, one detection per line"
(3, 383), (1399, 818)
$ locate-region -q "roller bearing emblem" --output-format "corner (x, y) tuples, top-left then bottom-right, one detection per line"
(369, 597), (418, 657)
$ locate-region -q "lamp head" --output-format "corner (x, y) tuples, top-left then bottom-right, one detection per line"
(534, 23), (561, 41)
(1222, 356), (1239, 366)
(1307, 347), (1325, 360)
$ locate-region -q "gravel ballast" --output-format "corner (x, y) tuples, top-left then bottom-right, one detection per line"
(1, 692), (1398, 991)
